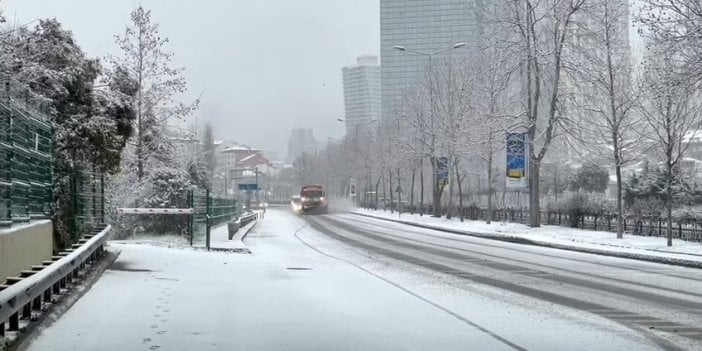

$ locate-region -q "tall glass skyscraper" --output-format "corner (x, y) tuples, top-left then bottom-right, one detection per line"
(380, 0), (481, 121)
(342, 55), (381, 136)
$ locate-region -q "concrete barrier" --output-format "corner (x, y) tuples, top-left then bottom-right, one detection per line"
(0, 220), (53, 283)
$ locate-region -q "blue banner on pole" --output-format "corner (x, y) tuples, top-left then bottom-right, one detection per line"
(506, 133), (528, 188)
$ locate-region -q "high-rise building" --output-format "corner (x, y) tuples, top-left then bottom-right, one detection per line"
(287, 128), (318, 164)
(342, 55), (381, 135)
(380, 0), (481, 121)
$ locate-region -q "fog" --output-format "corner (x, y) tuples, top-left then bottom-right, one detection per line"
(2, 0), (380, 159)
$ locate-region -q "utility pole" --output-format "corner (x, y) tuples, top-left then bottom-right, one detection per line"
(224, 169), (228, 195)
(255, 166), (260, 205)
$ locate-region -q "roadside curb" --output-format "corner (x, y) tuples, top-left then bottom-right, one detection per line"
(350, 211), (702, 269)
(241, 218), (261, 242)
(240, 219), (259, 242)
(11, 248), (120, 351)
(209, 219), (259, 254)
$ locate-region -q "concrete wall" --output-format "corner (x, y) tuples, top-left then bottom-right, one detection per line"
(0, 220), (53, 282)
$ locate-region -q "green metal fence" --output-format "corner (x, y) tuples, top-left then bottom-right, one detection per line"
(0, 97), (53, 226)
(190, 187), (209, 247)
(188, 188), (239, 249)
(70, 169), (106, 231)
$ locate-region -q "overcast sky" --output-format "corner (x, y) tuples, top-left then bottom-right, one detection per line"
(2, 0), (380, 160)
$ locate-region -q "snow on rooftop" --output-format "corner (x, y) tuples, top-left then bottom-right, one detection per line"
(239, 153), (258, 162)
(223, 145), (255, 152)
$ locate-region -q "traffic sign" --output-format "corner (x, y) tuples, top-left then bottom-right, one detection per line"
(238, 183), (260, 191)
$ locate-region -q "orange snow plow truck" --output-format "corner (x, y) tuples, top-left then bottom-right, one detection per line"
(299, 185), (328, 214)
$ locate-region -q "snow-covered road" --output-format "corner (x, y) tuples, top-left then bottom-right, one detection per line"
(24, 209), (701, 350)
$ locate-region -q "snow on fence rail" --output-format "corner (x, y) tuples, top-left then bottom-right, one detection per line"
(116, 207), (194, 215)
(377, 205), (702, 243)
(0, 224), (111, 337)
(239, 212), (258, 227)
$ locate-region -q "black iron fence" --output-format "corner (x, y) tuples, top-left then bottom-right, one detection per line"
(373, 204), (702, 243)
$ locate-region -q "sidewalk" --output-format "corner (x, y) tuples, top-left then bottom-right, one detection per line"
(351, 209), (702, 268)
(208, 218), (258, 253)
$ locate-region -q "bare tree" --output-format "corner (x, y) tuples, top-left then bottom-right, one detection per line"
(499, 0), (587, 227)
(433, 57), (474, 219)
(111, 6), (198, 180)
(640, 50), (702, 247)
(637, 0), (702, 84)
(399, 80), (433, 215)
(637, 0), (702, 246)
(470, 44), (520, 224)
(570, 0), (643, 238)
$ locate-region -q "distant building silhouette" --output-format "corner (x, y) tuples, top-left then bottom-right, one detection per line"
(342, 55), (380, 135)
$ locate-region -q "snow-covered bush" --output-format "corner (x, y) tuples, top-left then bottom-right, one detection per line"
(559, 193), (591, 228)
(569, 162), (610, 193)
(671, 206), (702, 222)
(557, 194), (615, 228)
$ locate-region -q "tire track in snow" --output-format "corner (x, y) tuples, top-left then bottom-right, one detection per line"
(304, 216), (694, 351)
(292, 223), (529, 351)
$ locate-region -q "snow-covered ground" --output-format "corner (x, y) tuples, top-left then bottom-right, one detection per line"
(207, 221), (250, 251)
(353, 208), (702, 265)
(23, 209), (689, 350)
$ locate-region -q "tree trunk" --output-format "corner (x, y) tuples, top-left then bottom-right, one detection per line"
(136, 140), (144, 180)
(388, 170), (394, 214)
(615, 164), (624, 239)
(410, 168), (416, 214)
(432, 157), (442, 217)
(456, 161), (464, 222)
(420, 160), (424, 216)
(554, 167), (559, 206)
(374, 179), (380, 210)
(382, 174), (387, 212)
(487, 151), (494, 225)
(666, 161), (673, 247)
(397, 167), (402, 215)
(529, 158), (541, 227)
(447, 159), (455, 220)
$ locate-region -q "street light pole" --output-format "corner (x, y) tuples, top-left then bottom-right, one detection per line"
(393, 42), (466, 217)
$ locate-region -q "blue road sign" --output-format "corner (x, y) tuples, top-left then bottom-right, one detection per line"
(238, 183), (260, 192)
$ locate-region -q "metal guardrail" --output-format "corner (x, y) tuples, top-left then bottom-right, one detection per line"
(239, 212), (258, 228)
(224, 212), (258, 243)
(0, 224), (111, 337)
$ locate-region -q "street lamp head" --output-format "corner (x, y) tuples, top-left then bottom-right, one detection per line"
(393, 45), (406, 52)
(453, 42), (467, 49)
(337, 118), (345, 122)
